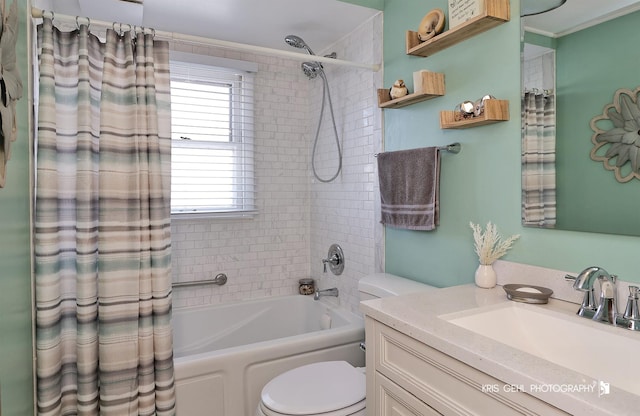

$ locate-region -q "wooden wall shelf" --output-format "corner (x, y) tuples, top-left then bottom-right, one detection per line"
(378, 71), (445, 109)
(406, 0), (510, 58)
(440, 99), (509, 129)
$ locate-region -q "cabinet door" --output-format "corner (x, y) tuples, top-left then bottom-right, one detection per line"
(370, 319), (569, 416)
(375, 372), (442, 416)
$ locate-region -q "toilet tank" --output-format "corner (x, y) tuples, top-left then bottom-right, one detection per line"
(358, 273), (435, 302)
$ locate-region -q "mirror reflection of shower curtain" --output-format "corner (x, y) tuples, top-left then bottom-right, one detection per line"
(521, 91), (556, 227)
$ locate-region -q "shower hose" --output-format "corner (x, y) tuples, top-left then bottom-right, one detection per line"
(311, 70), (342, 183)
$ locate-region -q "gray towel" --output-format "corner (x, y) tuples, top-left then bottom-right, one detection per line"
(377, 147), (440, 230)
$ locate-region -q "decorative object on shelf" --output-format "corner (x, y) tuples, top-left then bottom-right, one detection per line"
(470, 221), (520, 288)
(406, 0), (509, 58)
(455, 96), (498, 120)
(298, 278), (316, 295)
(412, 70), (429, 92)
(417, 8), (445, 42)
(441, 99), (509, 129)
(389, 79), (409, 100)
(377, 71), (445, 109)
(448, 0), (485, 29)
(473, 94), (495, 116)
(0, 0), (23, 188)
(589, 86), (640, 183)
(454, 100), (475, 121)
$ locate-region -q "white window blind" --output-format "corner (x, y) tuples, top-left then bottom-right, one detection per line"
(170, 56), (256, 217)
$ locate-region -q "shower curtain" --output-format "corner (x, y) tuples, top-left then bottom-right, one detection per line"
(35, 18), (175, 415)
(521, 91), (556, 227)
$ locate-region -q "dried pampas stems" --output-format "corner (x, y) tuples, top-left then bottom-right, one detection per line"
(470, 221), (520, 265)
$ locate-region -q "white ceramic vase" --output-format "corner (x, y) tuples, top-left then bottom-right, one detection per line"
(475, 264), (497, 288)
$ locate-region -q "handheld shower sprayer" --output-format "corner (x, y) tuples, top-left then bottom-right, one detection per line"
(283, 34), (343, 182)
(284, 34), (316, 55)
(284, 35), (337, 79)
(285, 35), (324, 79)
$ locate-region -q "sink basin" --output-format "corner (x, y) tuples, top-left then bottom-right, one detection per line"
(440, 302), (640, 395)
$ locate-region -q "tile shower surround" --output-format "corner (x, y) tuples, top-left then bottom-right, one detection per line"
(523, 49), (554, 92)
(171, 14), (383, 314)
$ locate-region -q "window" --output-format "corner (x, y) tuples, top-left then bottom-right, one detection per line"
(170, 53), (256, 217)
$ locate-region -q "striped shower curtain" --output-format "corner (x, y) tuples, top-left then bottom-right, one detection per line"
(35, 18), (175, 415)
(521, 91), (556, 227)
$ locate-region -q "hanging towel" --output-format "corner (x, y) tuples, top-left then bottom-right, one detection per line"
(377, 147), (440, 230)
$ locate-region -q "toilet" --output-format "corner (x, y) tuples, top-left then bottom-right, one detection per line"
(256, 273), (435, 416)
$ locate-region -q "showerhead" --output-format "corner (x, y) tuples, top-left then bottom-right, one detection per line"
(284, 34), (315, 55)
(301, 61), (323, 79)
(286, 35), (333, 79)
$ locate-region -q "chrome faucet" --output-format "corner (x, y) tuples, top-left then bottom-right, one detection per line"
(314, 287), (339, 300)
(566, 266), (618, 325)
(565, 266), (601, 317)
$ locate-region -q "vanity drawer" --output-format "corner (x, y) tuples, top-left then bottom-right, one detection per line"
(371, 320), (569, 416)
(375, 371), (442, 416)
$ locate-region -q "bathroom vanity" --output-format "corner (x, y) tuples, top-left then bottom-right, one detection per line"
(361, 284), (640, 416)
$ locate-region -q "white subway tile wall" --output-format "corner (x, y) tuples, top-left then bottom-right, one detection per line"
(523, 50), (555, 91)
(171, 14), (383, 313)
(310, 16), (384, 315)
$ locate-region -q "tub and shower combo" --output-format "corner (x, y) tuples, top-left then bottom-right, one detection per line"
(172, 32), (366, 414)
(173, 294), (365, 415)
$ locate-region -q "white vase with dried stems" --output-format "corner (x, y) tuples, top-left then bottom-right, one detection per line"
(470, 222), (520, 288)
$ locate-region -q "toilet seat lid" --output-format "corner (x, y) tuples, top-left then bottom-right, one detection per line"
(261, 361), (366, 415)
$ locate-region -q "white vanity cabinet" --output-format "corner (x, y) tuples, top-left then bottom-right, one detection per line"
(365, 317), (569, 416)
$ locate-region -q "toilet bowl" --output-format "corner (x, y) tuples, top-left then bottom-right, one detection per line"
(256, 273), (435, 416)
(256, 361), (366, 416)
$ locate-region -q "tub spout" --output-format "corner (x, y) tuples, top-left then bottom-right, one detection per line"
(314, 287), (339, 300)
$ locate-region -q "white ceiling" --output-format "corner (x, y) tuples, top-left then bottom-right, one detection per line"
(33, 0), (380, 53)
(524, 0), (640, 37)
(33, 0), (640, 51)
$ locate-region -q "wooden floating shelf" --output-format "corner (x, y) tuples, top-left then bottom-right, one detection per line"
(440, 99), (509, 129)
(378, 71), (445, 109)
(406, 0), (510, 58)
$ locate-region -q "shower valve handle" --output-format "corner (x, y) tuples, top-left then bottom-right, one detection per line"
(321, 244), (344, 275)
(322, 254), (339, 273)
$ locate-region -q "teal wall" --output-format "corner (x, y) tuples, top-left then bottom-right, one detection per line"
(555, 10), (640, 235)
(524, 31), (556, 49)
(5, 2), (640, 415)
(0, 1), (34, 415)
(382, 0), (640, 286)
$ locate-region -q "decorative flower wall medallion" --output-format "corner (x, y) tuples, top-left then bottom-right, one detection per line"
(590, 87), (640, 182)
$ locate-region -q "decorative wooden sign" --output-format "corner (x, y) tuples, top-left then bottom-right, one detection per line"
(448, 0), (485, 28)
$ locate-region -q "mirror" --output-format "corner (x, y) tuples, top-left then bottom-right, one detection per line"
(521, 1), (640, 236)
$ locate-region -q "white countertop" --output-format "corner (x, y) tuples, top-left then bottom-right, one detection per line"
(360, 284), (640, 416)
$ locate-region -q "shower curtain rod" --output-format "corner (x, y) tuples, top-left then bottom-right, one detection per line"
(31, 7), (381, 72)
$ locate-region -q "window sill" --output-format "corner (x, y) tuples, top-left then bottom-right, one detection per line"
(171, 210), (257, 221)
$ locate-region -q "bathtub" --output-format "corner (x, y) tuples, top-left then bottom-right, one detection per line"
(173, 295), (365, 416)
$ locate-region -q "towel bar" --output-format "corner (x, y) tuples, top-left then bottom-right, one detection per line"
(439, 142), (461, 154)
(374, 142), (461, 157)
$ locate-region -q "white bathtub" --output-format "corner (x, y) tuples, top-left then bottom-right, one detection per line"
(173, 295), (365, 416)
